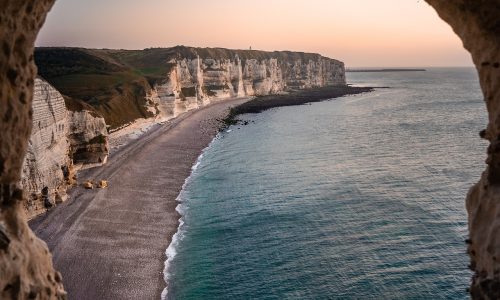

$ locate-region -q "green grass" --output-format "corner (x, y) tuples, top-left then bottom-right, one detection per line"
(35, 45), (342, 129)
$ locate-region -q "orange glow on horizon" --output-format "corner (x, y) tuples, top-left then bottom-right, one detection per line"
(36, 0), (472, 67)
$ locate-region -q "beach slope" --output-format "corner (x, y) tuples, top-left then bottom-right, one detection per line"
(29, 97), (250, 299)
(29, 86), (373, 299)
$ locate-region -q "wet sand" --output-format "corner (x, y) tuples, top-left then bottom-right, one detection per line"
(29, 97), (251, 300)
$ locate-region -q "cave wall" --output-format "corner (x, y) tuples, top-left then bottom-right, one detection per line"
(0, 0), (498, 299)
(0, 0), (66, 299)
(424, 0), (500, 298)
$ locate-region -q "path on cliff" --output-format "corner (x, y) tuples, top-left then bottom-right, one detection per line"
(29, 97), (250, 300)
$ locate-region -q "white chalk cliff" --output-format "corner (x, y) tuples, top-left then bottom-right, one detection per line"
(23, 49), (346, 218)
(147, 53), (345, 120)
(20, 78), (108, 218)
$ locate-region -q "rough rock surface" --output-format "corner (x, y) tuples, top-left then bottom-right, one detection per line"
(20, 78), (108, 219)
(148, 53), (345, 121)
(0, 0), (66, 299)
(34, 46), (345, 128)
(425, 0), (500, 298)
(67, 110), (108, 167)
(0, 0), (498, 299)
(20, 78), (71, 218)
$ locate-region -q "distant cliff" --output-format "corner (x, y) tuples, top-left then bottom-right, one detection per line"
(35, 46), (345, 128)
(26, 47), (345, 218)
(21, 78), (108, 218)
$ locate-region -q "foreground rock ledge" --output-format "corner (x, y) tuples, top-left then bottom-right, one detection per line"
(0, 1), (66, 299)
(0, 0), (498, 298)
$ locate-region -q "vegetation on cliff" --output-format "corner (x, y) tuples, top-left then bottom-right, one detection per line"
(35, 46), (344, 129)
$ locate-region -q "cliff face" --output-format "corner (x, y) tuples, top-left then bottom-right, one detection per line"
(22, 48), (345, 216)
(20, 79), (72, 217)
(67, 110), (108, 168)
(20, 78), (109, 218)
(0, 1), (66, 298)
(35, 46), (345, 127)
(147, 51), (345, 120)
(0, 1), (498, 299)
(424, 1), (500, 298)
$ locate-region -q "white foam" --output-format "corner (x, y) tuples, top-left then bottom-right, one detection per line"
(161, 134), (220, 300)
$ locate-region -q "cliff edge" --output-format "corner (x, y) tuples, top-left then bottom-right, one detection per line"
(24, 47), (345, 219)
(35, 46), (346, 129)
(20, 78), (109, 219)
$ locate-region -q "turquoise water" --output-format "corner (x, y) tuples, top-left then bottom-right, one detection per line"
(165, 68), (485, 299)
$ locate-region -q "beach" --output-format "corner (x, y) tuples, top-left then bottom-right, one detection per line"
(29, 86), (373, 299)
(29, 97), (251, 299)
(164, 69), (483, 298)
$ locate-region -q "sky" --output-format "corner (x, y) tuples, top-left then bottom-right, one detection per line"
(36, 0), (473, 67)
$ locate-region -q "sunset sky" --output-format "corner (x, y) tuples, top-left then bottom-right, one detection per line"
(36, 0), (473, 67)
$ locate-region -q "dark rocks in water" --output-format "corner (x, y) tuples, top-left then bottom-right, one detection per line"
(224, 86), (374, 125)
(346, 68), (426, 72)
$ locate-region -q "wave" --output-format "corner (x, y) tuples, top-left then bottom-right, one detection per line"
(161, 134), (221, 300)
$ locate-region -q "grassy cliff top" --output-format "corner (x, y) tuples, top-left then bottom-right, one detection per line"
(148, 45), (343, 63)
(35, 46), (342, 79)
(34, 46), (343, 129)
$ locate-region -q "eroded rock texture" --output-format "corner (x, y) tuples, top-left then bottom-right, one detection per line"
(20, 78), (108, 219)
(34, 46), (345, 129)
(0, 0), (66, 299)
(425, 0), (500, 298)
(149, 53), (345, 121)
(21, 78), (71, 218)
(0, 0), (497, 299)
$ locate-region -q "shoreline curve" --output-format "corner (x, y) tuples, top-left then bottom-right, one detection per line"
(29, 97), (251, 299)
(29, 86), (374, 299)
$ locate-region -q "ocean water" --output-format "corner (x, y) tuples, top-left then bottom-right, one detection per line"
(165, 68), (486, 299)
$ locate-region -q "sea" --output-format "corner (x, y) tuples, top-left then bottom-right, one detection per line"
(163, 68), (486, 299)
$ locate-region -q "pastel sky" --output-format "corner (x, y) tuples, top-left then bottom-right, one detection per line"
(36, 0), (473, 67)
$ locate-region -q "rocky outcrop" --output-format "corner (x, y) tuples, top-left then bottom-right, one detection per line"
(34, 47), (345, 128)
(425, 0), (500, 298)
(0, 0), (498, 299)
(0, 1), (67, 299)
(147, 50), (345, 121)
(20, 78), (108, 219)
(20, 78), (72, 218)
(67, 109), (108, 168)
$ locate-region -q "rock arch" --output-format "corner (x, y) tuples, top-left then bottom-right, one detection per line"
(0, 0), (498, 298)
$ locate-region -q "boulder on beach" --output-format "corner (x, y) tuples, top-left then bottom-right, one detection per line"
(97, 180), (108, 188)
(83, 181), (94, 189)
